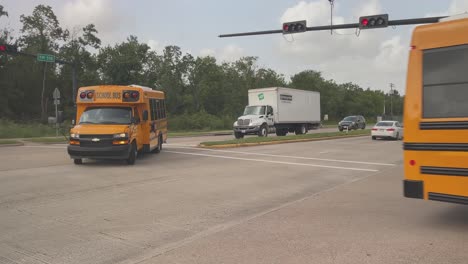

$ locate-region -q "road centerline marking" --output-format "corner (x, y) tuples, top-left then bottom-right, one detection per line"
(165, 145), (395, 166)
(165, 150), (378, 172)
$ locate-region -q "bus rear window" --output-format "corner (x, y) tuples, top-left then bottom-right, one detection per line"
(423, 44), (468, 118)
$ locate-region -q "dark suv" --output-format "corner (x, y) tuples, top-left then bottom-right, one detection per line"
(338, 115), (366, 131)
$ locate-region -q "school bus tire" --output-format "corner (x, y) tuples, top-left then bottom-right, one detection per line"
(74, 158), (83, 165)
(152, 134), (163, 154)
(126, 141), (137, 165)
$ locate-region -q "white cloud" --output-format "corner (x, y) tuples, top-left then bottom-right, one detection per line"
(448, 0), (468, 14)
(147, 39), (165, 54)
(199, 48), (216, 57)
(198, 44), (245, 62)
(61, 0), (131, 45)
(276, 0), (408, 94)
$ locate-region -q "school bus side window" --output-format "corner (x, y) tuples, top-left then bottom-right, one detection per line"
(161, 100), (166, 118)
(150, 99), (156, 121)
(155, 100), (160, 120)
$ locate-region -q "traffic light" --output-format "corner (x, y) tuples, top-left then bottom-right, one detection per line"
(0, 44), (18, 54)
(282, 20), (307, 34)
(359, 14), (389, 29)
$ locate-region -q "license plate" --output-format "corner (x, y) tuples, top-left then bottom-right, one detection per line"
(241, 130), (246, 133)
(379, 129), (385, 132)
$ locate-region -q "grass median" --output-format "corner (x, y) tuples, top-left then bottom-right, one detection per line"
(200, 129), (371, 147)
(23, 137), (68, 143)
(169, 130), (232, 137)
(0, 139), (21, 145)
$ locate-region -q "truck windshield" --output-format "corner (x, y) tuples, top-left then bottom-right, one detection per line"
(243, 106), (266, 115)
(79, 107), (132, 125)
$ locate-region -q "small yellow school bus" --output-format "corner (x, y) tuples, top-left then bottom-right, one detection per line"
(67, 85), (167, 165)
(403, 14), (468, 204)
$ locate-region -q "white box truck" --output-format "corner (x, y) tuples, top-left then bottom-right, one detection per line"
(233, 87), (321, 138)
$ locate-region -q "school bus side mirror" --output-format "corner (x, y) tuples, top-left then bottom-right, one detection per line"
(72, 119), (75, 125)
(143, 110), (149, 121)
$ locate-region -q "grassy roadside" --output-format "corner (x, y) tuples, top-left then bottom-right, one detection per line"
(0, 139), (21, 145)
(23, 137), (68, 143)
(200, 129), (371, 147)
(168, 130), (232, 137)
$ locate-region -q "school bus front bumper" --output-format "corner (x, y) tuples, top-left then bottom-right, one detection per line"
(68, 144), (131, 159)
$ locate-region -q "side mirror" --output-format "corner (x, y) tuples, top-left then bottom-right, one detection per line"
(143, 110), (149, 121)
(131, 117), (138, 124)
(72, 119), (76, 125)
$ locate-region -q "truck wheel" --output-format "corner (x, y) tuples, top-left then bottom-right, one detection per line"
(234, 132), (244, 139)
(276, 129), (287, 136)
(258, 125), (268, 137)
(362, 123), (366, 129)
(295, 125), (306, 135)
(126, 142), (137, 165)
(74, 158), (83, 165)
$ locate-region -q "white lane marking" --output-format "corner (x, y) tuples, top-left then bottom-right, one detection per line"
(165, 146), (395, 166)
(20, 145), (66, 149)
(165, 151), (378, 172)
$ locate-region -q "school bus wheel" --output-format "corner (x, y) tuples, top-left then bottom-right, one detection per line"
(74, 158), (83, 165)
(152, 134), (163, 154)
(126, 142), (137, 165)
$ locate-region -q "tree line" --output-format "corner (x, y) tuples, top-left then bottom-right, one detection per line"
(0, 4), (403, 130)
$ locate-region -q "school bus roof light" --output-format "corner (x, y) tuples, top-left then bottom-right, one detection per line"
(123, 92), (131, 99)
(86, 91), (94, 99)
(80, 92), (87, 99)
(131, 92), (138, 98)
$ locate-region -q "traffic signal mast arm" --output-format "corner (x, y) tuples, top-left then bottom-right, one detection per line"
(219, 16), (447, 38)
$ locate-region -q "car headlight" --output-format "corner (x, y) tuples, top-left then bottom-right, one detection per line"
(70, 133), (79, 139)
(113, 133), (128, 139)
(233, 121), (238, 127)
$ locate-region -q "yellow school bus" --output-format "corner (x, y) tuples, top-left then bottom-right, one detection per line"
(403, 14), (468, 204)
(67, 85), (167, 165)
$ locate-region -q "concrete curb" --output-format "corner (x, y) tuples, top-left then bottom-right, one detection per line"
(199, 134), (369, 149)
(169, 132), (232, 138)
(0, 142), (24, 147)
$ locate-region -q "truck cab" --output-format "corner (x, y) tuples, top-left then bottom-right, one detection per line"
(233, 105), (274, 139)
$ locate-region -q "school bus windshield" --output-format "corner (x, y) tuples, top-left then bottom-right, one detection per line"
(79, 107), (132, 125)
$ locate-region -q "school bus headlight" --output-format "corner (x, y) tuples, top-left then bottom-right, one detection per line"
(113, 133), (128, 139)
(70, 133), (79, 139)
(112, 140), (129, 145)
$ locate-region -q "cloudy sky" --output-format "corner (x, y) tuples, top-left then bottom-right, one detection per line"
(2, 0), (468, 94)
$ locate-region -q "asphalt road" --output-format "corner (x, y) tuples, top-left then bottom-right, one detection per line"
(0, 136), (466, 264)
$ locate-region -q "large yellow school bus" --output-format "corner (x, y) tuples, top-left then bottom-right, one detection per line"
(403, 14), (468, 205)
(67, 85), (167, 165)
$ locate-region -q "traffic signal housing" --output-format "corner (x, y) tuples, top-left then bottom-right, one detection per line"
(282, 20), (307, 34)
(359, 14), (389, 29)
(0, 44), (18, 54)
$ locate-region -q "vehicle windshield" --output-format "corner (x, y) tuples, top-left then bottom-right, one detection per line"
(79, 107), (132, 125)
(376, 122), (394, 127)
(343, 116), (357, 121)
(243, 106), (266, 115)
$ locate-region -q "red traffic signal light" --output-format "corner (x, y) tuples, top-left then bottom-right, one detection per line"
(282, 20), (307, 34)
(359, 14), (389, 29)
(0, 44), (18, 53)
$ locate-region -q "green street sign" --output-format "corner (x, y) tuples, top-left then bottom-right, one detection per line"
(258, 93), (264, 100)
(37, 54), (55, 62)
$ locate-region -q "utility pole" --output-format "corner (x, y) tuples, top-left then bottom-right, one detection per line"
(389, 83), (395, 118)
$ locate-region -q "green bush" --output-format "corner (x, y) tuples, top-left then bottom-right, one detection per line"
(169, 112), (235, 131)
(0, 119), (67, 138)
